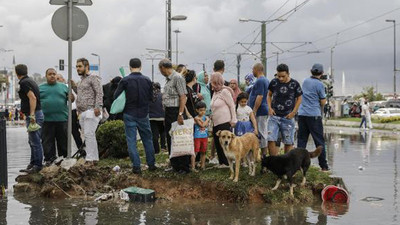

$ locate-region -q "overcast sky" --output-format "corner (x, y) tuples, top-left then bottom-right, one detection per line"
(1, 0), (400, 95)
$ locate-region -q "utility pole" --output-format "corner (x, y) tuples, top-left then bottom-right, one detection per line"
(236, 54), (242, 85)
(239, 17), (286, 75)
(261, 22), (266, 75)
(386, 19), (397, 97)
(167, 0), (172, 60)
(330, 47), (335, 82)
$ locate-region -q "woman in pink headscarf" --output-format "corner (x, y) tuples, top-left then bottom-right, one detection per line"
(229, 79), (242, 103)
(210, 72), (237, 166)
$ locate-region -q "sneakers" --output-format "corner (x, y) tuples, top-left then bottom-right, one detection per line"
(321, 167), (331, 172)
(19, 164), (33, 173)
(21, 165), (42, 174)
(132, 167), (142, 174)
(148, 165), (158, 171)
(217, 164), (230, 169)
(164, 167), (174, 172)
(209, 158), (219, 164)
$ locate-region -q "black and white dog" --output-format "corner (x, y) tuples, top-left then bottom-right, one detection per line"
(261, 146), (322, 196)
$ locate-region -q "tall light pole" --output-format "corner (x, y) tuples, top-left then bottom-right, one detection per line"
(386, 19), (397, 96)
(91, 53), (100, 76)
(143, 53), (164, 82)
(173, 29), (181, 64)
(166, 0), (187, 60)
(239, 17), (286, 75)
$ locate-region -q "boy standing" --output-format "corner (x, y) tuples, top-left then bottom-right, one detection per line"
(297, 64), (329, 171)
(192, 101), (209, 171)
(267, 64), (302, 155)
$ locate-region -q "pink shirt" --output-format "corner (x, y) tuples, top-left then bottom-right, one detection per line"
(211, 89), (237, 126)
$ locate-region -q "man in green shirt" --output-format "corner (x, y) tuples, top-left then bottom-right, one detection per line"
(40, 68), (71, 165)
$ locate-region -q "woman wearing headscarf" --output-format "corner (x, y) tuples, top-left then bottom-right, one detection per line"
(229, 79), (242, 103)
(210, 72), (237, 166)
(197, 71), (211, 115)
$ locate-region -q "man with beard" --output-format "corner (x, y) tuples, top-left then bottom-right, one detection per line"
(75, 58), (103, 165)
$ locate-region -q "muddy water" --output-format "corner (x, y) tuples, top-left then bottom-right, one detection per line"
(1, 126), (399, 225)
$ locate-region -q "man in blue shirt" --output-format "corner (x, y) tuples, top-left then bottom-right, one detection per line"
(114, 58), (156, 174)
(297, 63), (329, 171)
(249, 63), (269, 155)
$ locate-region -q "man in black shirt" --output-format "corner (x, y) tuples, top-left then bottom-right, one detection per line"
(267, 64), (302, 155)
(16, 64), (44, 173)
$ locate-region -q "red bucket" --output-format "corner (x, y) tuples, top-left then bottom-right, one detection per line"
(321, 185), (349, 203)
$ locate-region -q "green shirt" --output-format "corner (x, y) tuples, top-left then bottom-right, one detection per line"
(39, 82), (68, 122)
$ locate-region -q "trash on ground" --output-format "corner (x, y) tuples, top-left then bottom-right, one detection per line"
(321, 185), (349, 204)
(121, 186), (155, 203)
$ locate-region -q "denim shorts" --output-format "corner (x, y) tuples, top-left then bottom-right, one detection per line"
(267, 115), (295, 145)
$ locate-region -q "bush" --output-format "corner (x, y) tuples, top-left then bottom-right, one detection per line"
(96, 120), (128, 158)
(379, 116), (400, 123)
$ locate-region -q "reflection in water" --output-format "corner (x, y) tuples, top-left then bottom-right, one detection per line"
(5, 127), (400, 224)
(321, 202), (349, 217)
(0, 197), (6, 225)
(9, 196), (331, 225)
(394, 143), (398, 223)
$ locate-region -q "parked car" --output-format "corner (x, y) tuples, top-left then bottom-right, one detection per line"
(385, 99), (400, 108)
(371, 108), (400, 119)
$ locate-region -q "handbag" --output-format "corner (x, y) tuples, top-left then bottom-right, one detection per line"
(110, 67), (126, 114)
(169, 118), (195, 159)
(110, 91), (126, 114)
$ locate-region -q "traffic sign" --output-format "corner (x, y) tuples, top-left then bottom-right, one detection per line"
(51, 5), (89, 41)
(50, 0), (93, 6)
(59, 59), (65, 71)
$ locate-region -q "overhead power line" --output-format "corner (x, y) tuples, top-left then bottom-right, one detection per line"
(313, 6), (400, 43)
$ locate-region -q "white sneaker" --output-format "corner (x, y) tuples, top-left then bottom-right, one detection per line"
(209, 158), (219, 164)
(217, 164), (229, 169)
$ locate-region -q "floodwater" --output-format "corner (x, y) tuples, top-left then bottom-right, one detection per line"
(1, 126), (399, 225)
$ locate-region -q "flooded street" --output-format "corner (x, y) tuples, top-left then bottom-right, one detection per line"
(1, 126), (399, 225)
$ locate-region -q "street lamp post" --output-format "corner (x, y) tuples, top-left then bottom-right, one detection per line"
(174, 29), (182, 64)
(166, 0), (187, 60)
(386, 19), (397, 96)
(239, 17), (286, 75)
(143, 53), (164, 82)
(91, 53), (100, 76)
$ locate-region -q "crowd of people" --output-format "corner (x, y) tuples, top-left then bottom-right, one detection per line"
(16, 57), (330, 174)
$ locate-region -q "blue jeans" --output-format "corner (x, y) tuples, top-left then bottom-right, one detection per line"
(297, 116), (329, 169)
(123, 114), (155, 168)
(267, 115), (295, 145)
(25, 110), (44, 168)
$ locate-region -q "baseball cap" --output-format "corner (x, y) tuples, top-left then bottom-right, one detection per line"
(311, 63), (324, 74)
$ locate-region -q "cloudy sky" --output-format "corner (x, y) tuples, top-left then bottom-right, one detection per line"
(1, 0), (400, 95)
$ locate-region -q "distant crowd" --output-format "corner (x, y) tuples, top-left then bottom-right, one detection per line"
(16, 57), (330, 174)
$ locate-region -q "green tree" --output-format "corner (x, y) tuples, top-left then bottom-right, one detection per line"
(354, 86), (385, 101)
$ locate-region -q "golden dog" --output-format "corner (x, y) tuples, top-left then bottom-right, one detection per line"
(216, 130), (260, 182)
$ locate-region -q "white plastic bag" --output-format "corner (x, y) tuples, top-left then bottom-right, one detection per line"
(169, 119), (195, 159)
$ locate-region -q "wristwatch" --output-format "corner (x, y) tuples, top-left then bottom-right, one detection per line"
(179, 112), (183, 116)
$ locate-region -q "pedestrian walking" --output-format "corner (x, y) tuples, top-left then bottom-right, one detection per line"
(297, 63), (330, 171)
(16, 64), (44, 173)
(114, 58), (157, 174)
(267, 64), (302, 155)
(75, 58), (103, 164)
(40, 68), (71, 165)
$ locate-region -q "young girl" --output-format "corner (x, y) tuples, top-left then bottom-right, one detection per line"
(235, 92), (258, 137)
(192, 101), (209, 171)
